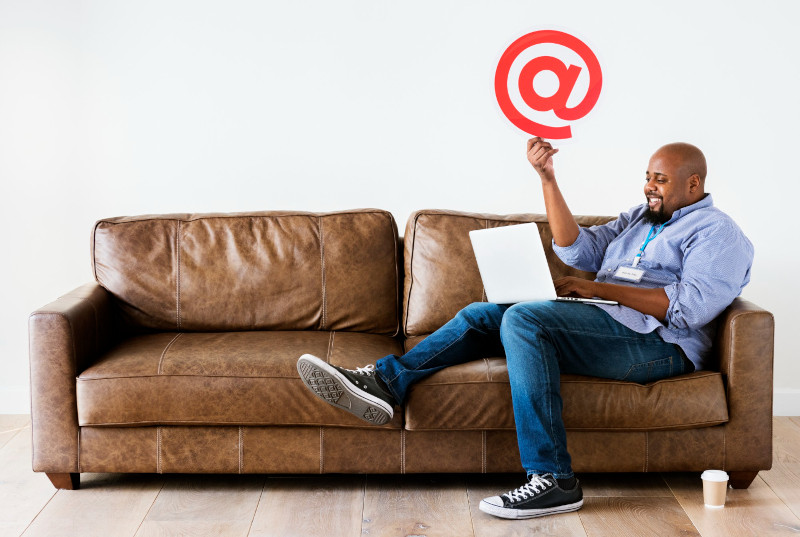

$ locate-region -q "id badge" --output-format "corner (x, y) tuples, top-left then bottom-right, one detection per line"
(614, 265), (645, 283)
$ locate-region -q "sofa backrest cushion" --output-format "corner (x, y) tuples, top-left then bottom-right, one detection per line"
(92, 209), (400, 335)
(402, 209), (614, 337)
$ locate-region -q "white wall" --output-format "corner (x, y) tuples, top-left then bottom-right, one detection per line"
(1, 0), (798, 414)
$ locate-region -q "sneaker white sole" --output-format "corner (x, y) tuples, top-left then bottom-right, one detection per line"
(478, 497), (583, 519)
(297, 354), (393, 425)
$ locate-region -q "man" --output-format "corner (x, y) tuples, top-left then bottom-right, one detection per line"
(297, 138), (753, 520)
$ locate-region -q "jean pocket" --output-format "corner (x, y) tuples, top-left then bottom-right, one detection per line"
(621, 356), (676, 384)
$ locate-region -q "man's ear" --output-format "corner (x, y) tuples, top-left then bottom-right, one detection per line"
(688, 174), (701, 194)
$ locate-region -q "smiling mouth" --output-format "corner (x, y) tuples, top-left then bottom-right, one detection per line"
(647, 197), (662, 209)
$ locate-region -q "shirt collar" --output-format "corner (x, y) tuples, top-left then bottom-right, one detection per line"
(666, 193), (713, 224)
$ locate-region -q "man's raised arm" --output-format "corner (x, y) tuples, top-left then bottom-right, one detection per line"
(527, 137), (580, 247)
(528, 138), (670, 320)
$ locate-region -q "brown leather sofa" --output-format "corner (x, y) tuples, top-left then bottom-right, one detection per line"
(29, 209), (774, 491)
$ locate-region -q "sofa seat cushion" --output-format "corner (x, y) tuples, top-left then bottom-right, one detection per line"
(77, 330), (404, 429)
(404, 356), (729, 432)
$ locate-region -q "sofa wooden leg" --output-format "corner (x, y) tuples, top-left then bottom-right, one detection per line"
(46, 472), (80, 490)
(728, 471), (758, 489)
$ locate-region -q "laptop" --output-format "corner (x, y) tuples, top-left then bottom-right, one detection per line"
(469, 222), (618, 305)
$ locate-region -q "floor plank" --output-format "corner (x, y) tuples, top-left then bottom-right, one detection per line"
(761, 416), (800, 519)
(665, 473), (800, 536)
(467, 474), (588, 537)
(579, 496), (700, 537)
(22, 473), (164, 537)
(362, 475), (474, 537)
(0, 424), (57, 537)
(580, 473), (673, 497)
(0, 415), (31, 450)
(249, 476), (364, 537)
(0, 415), (31, 431)
(135, 474), (265, 537)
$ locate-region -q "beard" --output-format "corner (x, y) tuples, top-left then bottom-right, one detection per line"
(643, 203), (670, 225)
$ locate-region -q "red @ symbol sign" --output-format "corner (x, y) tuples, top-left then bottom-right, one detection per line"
(495, 30), (602, 139)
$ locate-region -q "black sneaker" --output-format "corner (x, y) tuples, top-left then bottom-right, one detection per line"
(297, 354), (396, 425)
(479, 474), (583, 519)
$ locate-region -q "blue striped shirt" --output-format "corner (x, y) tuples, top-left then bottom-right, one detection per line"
(552, 194), (753, 371)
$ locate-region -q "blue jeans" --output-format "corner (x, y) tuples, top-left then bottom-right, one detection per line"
(375, 301), (693, 479)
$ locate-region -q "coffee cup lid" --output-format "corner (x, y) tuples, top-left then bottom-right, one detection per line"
(701, 470), (729, 482)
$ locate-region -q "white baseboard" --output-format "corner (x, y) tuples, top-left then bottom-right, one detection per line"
(2, 385), (799, 416)
(0, 386), (30, 414)
(774, 389), (800, 417)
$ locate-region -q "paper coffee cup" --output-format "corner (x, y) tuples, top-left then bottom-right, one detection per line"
(701, 470), (729, 508)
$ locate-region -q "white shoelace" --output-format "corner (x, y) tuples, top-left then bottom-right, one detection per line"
(346, 364), (376, 376)
(504, 474), (553, 502)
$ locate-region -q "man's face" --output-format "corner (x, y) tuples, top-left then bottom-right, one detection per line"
(643, 150), (696, 225)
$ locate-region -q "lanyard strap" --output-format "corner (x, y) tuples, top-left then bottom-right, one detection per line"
(632, 223), (666, 267)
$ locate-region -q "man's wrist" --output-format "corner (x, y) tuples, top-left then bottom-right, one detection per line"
(590, 281), (603, 298)
(539, 175), (557, 187)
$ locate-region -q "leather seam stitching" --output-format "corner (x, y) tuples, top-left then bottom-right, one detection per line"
(403, 212), (422, 337)
(401, 423), (726, 432)
(79, 373), (346, 381)
(176, 220), (182, 330)
(401, 429), (406, 474)
(723, 313), (735, 472)
(722, 427), (727, 471)
(239, 426), (243, 474)
(96, 209), (390, 225)
(320, 427), (324, 474)
(64, 312), (80, 472)
(407, 373), (718, 388)
(157, 333), (183, 375)
(390, 212), (401, 337)
(319, 217), (327, 330)
(157, 426), (162, 474)
(482, 430), (487, 474)
(91, 222), (100, 281)
(644, 431), (649, 472)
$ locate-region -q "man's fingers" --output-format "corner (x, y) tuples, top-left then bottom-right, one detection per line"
(554, 276), (578, 294)
(554, 277), (571, 292)
(530, 147), (558, 166)
(527, 137), (553, 154)
(527, 137), (543, 149)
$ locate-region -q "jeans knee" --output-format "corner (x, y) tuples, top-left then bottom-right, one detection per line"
(456, 302), (504, 330)
(502, 302), (538, 328)
(500, 302), (551, 341)
(459, 302), (490, 316)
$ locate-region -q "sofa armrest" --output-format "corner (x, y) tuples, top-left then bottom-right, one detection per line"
(715, 297), (774, 471)
(29, 283), (117, 473)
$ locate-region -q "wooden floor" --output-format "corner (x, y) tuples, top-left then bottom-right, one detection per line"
(3, 416), (800, 537)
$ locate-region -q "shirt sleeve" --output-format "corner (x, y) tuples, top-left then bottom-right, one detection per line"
(663, 221), (754, 331)
(552, 210), (633, 272)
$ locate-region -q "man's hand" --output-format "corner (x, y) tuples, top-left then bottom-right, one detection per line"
(554, 277), (597, 299)
(527, 137), (558, 182)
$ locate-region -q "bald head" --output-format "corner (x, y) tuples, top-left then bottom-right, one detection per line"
(654, 142), (707, 182)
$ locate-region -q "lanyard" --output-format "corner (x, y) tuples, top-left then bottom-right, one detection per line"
(632, 223), (666, 267)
